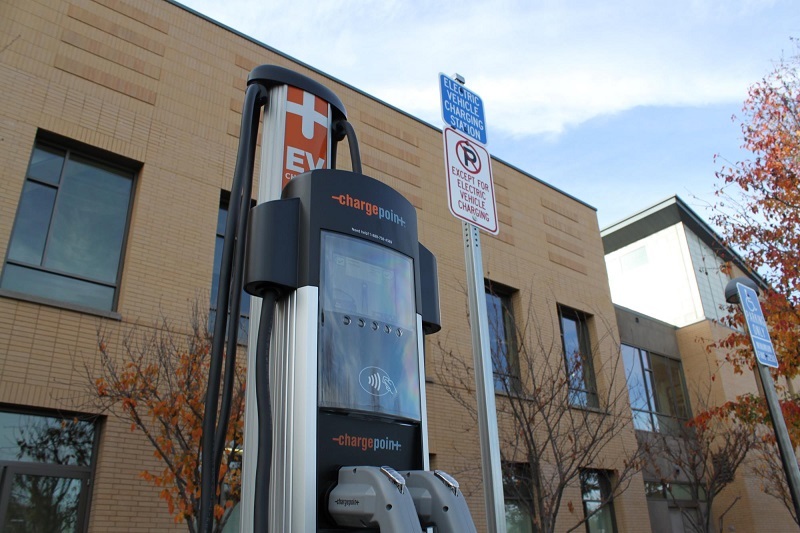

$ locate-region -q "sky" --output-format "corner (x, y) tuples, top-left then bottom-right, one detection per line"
(177, 0), (800, 229)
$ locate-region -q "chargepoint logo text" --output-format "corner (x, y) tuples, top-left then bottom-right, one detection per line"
(331, 194), (406, 227)
(331, 432), (403, 452)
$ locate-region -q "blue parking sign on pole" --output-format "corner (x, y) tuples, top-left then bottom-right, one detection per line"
(737, 282), (779, 368)
(439, 73), (487, 145)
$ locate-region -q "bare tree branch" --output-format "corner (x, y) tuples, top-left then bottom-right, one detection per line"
(436, 291), (643, 533)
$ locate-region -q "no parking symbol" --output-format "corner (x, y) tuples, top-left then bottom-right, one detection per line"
(443, 127), (498, 235)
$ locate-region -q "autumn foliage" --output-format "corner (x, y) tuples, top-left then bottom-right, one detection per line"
(89, 305), (245, 533)
(709, 39), (800, 516)
(713, 40), (800, 391)
(713, 40), (800, 379)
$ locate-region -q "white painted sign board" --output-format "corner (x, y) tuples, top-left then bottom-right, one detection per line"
(442, 126), (498, 235)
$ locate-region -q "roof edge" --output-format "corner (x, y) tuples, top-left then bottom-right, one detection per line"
(166, 0), (596, 212)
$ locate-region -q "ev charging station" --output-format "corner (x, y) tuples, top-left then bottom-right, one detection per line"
(201, 65), (478, 532)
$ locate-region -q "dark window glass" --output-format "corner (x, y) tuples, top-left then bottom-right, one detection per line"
(486, 286), (518, 393)
(6, 181), (56, 265)
(4, 473), (82, 532)
(45, 157), (131, 283)
(503, 463), (534, 533)
(580, 470), (617, 533)
(0, 410), (98, 533)
(505, 500), (534, 533)
(644, 481), (706, 502)
(0, 412), (95, 466)
(650, 355), (690, 419)
(209, 197), (250, 344)
(27, 145), (64, 185)
(559, 306), (598, 408)
(621, 344), (691, 433)
(1, 140), (134, 311)
(644, 481), (666, 499)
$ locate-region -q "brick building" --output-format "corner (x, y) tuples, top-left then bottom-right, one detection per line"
(1, 0), (663, 531)
(603, 196), (799, 532)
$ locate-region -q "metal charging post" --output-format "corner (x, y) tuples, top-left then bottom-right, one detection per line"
(239, 64), (452, 532)
(241, 66), (345, 532)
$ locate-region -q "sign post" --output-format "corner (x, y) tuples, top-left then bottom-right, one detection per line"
(726, 278), (800, 520)
(440, 73), (506, 533)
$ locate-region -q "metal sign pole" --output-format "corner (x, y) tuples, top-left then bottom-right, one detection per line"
(463, 220), (507, 533)
(752, 358), (800, 519)
(439, 71), (504, 532)
(725, 277), (800, 521)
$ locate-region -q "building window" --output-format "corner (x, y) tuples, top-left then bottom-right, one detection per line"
(0, 408), (99, 532)
(644, 481), (706, 502)
(644, 480), (705, 529)
(621, 345), (690, 433)
(580, 470), (617, 533)
(503, 463), (534, 533)
(485, 284), (519, 393)
(0, 137), (135, 311)
(559, 306), (598, 408)
(210, 194), (251, 344)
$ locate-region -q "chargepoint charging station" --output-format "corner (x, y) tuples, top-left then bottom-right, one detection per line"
(200, 65), (477, 532)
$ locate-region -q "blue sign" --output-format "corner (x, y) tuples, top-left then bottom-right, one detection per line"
(439, 73), (487, 145)
(737, 282), (779, 368)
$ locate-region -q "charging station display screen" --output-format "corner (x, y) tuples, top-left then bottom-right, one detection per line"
(319, 232), (420, 421)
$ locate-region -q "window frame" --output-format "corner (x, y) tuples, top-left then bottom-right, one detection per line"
(0, 405), (102, 533)
(0, 133), (137, 314)
(580, 469), (618, 533)
(621, 344), (691, 433)
(558, 305), (599, 408)
(485, 282), (520, 394)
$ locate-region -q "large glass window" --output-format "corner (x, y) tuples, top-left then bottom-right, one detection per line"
(0, 139), (135, 311)
(559, 306), (598, 408)
(486, 285), (519, 393)
(580, 469), (617, 533)
(0, 409), (99, 532)
(621, 344), (690, 433)
(209, 195), (251, 344)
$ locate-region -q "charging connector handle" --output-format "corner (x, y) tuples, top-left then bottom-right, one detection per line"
(403, 470), (478, 533)
(328, 466), (422, 531)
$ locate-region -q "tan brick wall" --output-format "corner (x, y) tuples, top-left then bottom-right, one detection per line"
(676, 318), (798, 531)
(0, 0), (653, 531)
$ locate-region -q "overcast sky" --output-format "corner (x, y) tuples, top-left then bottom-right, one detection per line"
(177, 0), (799, 228)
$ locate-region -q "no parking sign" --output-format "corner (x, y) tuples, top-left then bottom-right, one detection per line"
(442, 127), (498, 234)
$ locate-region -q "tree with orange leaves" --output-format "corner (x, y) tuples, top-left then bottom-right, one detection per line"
(711, 39), (800, 518)
(88, 303), (245, 533)
(713, 39), (800, 380)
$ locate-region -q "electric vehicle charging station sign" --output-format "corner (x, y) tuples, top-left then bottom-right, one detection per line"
(443, 126), (499, 234)
(439, 73), (487, 144)
(737, 282), (779, 368)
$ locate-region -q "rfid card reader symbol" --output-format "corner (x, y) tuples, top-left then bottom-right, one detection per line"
(359, 366), (397, 396)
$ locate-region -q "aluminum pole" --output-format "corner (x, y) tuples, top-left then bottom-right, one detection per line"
(753, 353), (800, 520)
(726, 276), (800, 521)
(462, 220), (506, 533)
